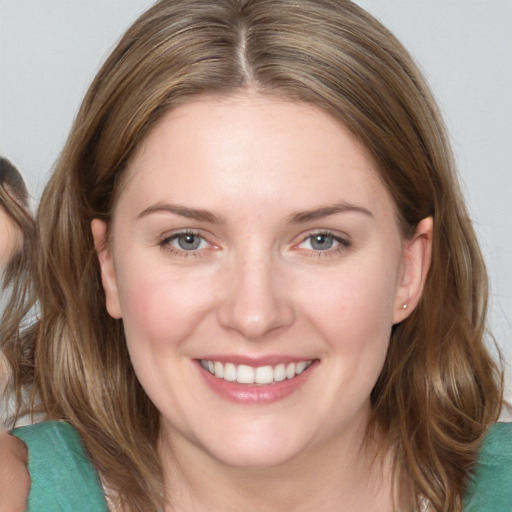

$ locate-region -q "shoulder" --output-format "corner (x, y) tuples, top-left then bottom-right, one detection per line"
(463, 422), (512, 512)
(12, 419), (79, 445)
(0, 430), (30, 512)
(11, 421), (108, 511)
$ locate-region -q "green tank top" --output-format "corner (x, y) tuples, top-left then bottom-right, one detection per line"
(463, 421), (512, 511)
(12, 421), (108, 511)
(11, 421), (512, 511)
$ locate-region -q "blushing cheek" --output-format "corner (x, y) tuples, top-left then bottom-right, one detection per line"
(117, 275), (192, 405)
(0, 214), (20, 269)
(116, 259), (215, 358)
(117, 275), (192, 429)
(304, 269), (395, 375)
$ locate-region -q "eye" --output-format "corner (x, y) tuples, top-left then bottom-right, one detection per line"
(159, 230), (211, 255)
(173, 233), (206, 251)
(294, 231), (351, 256)
(307, 234), (336, 251)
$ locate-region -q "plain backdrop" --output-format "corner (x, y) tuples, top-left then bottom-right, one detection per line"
(0, 0), (511, 412)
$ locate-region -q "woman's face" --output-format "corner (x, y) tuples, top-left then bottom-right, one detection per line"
(93, 93), (431, 469)
(0, 207), (20, 271)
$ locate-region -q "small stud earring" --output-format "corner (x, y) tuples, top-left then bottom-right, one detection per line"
(402, 304), (407, 309)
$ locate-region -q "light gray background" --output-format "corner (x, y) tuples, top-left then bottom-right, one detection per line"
(1, 0), (510, 412)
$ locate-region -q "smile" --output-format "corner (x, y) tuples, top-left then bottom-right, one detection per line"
(199, 359), (313, 385)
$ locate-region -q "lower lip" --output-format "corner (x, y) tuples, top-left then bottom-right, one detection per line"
(196, 360), (318, 404)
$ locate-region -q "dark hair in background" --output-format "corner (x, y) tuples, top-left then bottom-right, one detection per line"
(0, 157), (29, 209)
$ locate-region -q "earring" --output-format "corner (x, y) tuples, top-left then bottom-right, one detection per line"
(402, 304), (407, 309)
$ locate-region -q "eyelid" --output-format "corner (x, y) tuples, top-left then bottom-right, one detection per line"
(292, 229), (352, 256)
(158, 227), (215, 243)
(158, 228), (219, 256)
(156, 227), (351, 259)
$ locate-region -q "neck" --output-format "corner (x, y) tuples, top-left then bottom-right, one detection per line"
(157, 413), (395, 512)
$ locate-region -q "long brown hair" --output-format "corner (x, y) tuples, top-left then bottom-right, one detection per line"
(2, 1), (502, 510)
(0, 157), (33, 414)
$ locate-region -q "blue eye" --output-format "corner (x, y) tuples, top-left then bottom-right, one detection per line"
(309, 234), (335, 251)
(175, 233), (203, 250)
(296, 231), (350, 254)
(159, 231), (210, 254)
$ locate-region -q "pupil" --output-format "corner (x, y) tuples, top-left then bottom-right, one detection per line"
(312, 235), (333, 250)
(178, 234), (200, 250)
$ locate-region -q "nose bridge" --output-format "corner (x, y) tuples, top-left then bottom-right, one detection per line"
(217, 240), (294, 340)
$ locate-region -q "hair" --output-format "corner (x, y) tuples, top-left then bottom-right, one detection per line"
(0, 158), (33, 406)
(0, 158), (29, 206)
(1, 1), (503, 511)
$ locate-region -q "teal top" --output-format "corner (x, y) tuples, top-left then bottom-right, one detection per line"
(12, 421), (108, 511)
(463, 422), (512, 511)
(11, 421), (512, 511)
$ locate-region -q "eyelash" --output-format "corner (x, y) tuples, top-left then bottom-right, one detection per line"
(158, 230), (211, 258)
(295, 230), (351, 259)
(157, 229), (351, 259)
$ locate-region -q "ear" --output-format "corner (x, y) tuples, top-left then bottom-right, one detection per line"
(91, 219), (122, 319)
(393, 217), (433, 324)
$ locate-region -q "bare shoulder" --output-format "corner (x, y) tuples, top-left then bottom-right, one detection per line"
(0, 431), (29, 512)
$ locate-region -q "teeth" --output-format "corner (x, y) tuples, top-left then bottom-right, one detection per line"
(296, 361), (307, 375)
(200, 359), (313, 385)
(237, 365), (255, 384)
(255, 365), (274, 384)
(224, 363), (237, 382)
(214, 361), (224, 379)
(273, 363), (286, 382)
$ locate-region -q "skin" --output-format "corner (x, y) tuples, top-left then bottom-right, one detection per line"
(0, 208), (20, 272)
(0, 432), (29, 512)
(0, 209), (19, 397)
(0, 209), (28, 511)
(93, 92), (432, 511)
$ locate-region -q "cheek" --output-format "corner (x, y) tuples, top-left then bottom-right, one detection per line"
(115, 259), (215, 353)
(300, 263), (398, 342)
(0, 218), (20, 268)
(294, 255), (400, 393)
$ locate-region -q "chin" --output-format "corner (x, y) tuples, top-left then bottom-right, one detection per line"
(209, 443), (302, 469)
(196, 424), (308, 469)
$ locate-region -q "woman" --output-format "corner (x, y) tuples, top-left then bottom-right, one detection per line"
(0, 158), (32, 511)
(1, 1), (509, 511)
(0, 157), (31, 278)
(0, 156), (32, 415)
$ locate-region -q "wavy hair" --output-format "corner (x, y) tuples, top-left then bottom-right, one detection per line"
(2, 1), (502, 510)
(0, 157), (33, 412)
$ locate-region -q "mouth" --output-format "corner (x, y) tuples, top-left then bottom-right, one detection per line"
(199, 359), (314, 385)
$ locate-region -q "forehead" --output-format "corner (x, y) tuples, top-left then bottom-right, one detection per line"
(116, 93), (396, 221)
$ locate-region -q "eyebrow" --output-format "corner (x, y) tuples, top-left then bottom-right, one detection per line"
(137, 202), (226, 224)
(137, 201), (373, 224)
(287, 202), (374, 223)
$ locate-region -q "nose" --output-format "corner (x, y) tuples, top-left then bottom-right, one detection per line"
(216, 251), (295, 341)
